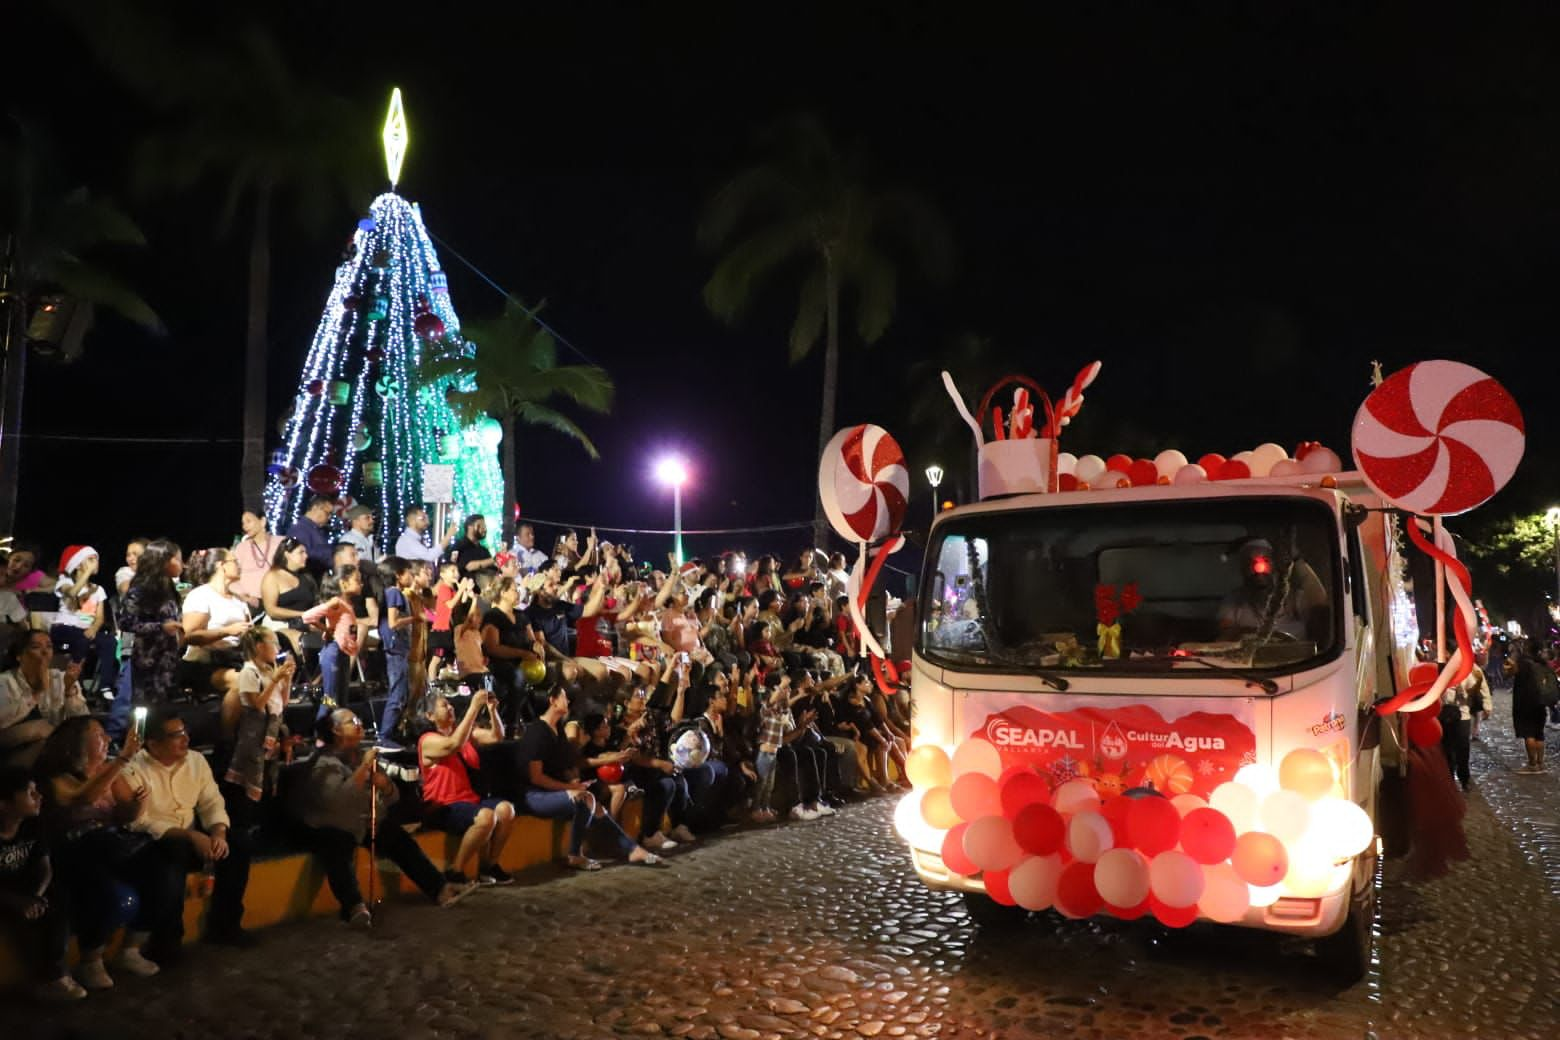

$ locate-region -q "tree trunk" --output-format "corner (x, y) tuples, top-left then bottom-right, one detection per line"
(240, 183), (273, 511)
(501, 413), (517, 547)
(0, 239), (27, 533)
(814, 257), (840, 551)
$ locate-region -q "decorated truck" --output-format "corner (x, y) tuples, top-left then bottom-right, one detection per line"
(822, 361), (1522, 984)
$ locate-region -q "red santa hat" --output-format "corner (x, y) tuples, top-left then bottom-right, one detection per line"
(59, 545), (97, 576)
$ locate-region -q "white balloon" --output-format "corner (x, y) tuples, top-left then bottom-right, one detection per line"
(1008, 853), (1064, 910)
(1234, 763), (1279, 797)
(963, 814), (1025, 873)
(1074, 454), (1107, 484)
(1231, 450), (1256, 467)
(1099, 469), (1132, 490)
(1249, 442), (1288, 477)
(1209, 782), (1259, 835)
(1247, 881), (1283, 907)
(1173, 464), (1208, 485)
(1066, 811), (1114, 863)
(1259, 790), (1312, 846)
(1148, 850), (1205, 908)
(1299, 446), (1342, 474)
(1094, 848), (1150, 907)
(1280, 838), (1336, 898)
(1197, 863), (1251, 923)
(1309, 798), (1374, 859)
(1056, 452), (1078, 476)
(1052, 779), (1102, 816)
(892, 790), (946, 852)
(1153, 449), (1189, 478)
(951, 739), (1002, 780)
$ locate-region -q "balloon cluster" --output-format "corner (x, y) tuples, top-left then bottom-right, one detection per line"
(893, 741), (1373, 927)
(1055, 443), (1343, 492)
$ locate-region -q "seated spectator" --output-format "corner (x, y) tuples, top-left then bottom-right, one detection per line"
(752, 674), (832, 823)
(179, 548), (251, 703)
(620, 662), (697, 851)
(0, 765), (85, 1001)
(417, 691), (516, 885)
(124, 707), (254, 950)
(260, 537), (319, 657)
(49, 545), (116, 693)
(292, 709), (475, 926)
(524, 568), (608, 689)
(836, 674), (892, 793)
(452, 579), (490, 684)
(515, 686), (660, 870)
(220, 629), (293, 828)
(0, 632), (88, 769)
(788, 668), (854, 804)
(34, 718), (162, 985)
(576, 712), (634, 823)
(483, 577), (551, 723)
(682, 670), (741, 828)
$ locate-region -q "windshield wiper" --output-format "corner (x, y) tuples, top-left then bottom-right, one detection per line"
(935, 647), (1071, 691)
(1165, 654), (1280, 694)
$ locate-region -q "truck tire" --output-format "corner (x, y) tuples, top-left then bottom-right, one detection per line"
(961, 891), (1028, 928)
(1314, 859), (1377, 985)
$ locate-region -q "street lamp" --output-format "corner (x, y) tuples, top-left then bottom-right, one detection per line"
(1546, 507), (1560, 606)
(655, 455), (689, 568)
(925, 464), (944, 525)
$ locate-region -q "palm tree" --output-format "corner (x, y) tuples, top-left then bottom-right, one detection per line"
(70, 5), (374, 507)
(0, 119), (161, 531)
(425, 301), (614, 545)
(700, 114), (953, 545)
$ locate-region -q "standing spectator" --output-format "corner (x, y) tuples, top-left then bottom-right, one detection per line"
(428, 562), (461, 663)
(0, 632), (88, 768)
(114, 540), (145, 600)
(1504, 639), (1550, 774)
(449, 514), (496, 577)
(0, 765), (85, 1000)
(260, 538), (319, 657)
(417, 692), (517, 885)
(376, 558), (417, 745)
(121, 539), (186, 707)
(515, 686), (660, 870)
(307, 566), (362, 718)
(221, 629), (293, 825)
(512, 523), (549, 574)
(233, 512), (283, 610)
(179, 549), (251, 704)
(292, 709), (474, 927)
(50, 546), (115, 690)
(124, 707), (255, 949)
(452, 579), (489, 683)
(340, 505), (381, 565)
(286, 496), (337, 578)
(394, 505), (454, 567)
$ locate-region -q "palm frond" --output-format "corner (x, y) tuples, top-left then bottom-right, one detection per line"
(702, 221), (815, 324)
(788, 264), (828, 362)
(512, 402), (600, 459)
(47, 257), (163, 332)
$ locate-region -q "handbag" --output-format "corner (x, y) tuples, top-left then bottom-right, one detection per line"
(1534, 663), (1560, 708)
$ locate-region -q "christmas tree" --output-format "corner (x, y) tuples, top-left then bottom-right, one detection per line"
(263, 90), (503, 549)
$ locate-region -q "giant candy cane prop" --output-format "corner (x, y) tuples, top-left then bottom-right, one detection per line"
(1375, 518), (1476, 716)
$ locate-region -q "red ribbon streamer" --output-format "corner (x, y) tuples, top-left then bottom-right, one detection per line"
(1375, 519), (1475, 716)
(857, 537), (905, 696)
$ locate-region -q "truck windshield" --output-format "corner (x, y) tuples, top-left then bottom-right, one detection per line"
(918, 497), (1343, 677)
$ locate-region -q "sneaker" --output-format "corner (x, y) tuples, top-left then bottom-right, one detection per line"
(668, 824), (698, 844)
(36, 976), (88, 1002)
(478, 864), (514, 886)
(789, 805), (820, 822)
(75, 959), (113, 991)
(811, 802), (838, 817)
(375, 737), (403, 752)
(642, 832), (679, 851)
(117, 948), (161, 977)
(443, 868), (471, 886)
(348, 904), (374, 928)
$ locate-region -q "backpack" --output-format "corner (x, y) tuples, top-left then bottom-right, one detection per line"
(1534, 662), (1560, 708)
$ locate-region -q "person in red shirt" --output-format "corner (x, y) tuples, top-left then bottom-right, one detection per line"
(428, 562), (461, 665)
(417, 691), (516, 885)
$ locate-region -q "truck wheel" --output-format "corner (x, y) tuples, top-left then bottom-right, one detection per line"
(1314, 862), (1377, 985)
(961, 892), (1028, 928)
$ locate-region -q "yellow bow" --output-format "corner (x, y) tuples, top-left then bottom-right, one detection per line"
(1097, 622), (1122, 659)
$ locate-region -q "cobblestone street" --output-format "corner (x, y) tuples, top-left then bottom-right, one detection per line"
(22, 723), (1560, 1040)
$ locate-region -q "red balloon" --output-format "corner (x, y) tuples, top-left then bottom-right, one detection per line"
(950, 772), (1001, 821)
(1057, 472), (1080, 492)
(941, 823), (979, 876)
(1215, 459), (1251, 481)
(984, 868), (1017, 906)
(597, 763), (624, 784)
(1101, 796), (1134, 846)
(1128, 459), (1159, 487)
(1408, 662), (1440, 685)
(1106, 454), (1134, 475)
(1196, 453), (1226, 472)
(1149, 895), (1199, 928)
(1000, 771), (1051, 819)
(1012, 804), (1066, 856)
(1180, 807), (1237, 865)
(1126, 796), (1181, 855)
(1406, 710), (1443, 747)
(1106, 898), (1150, 921)
(1055, 861), (1103, 919)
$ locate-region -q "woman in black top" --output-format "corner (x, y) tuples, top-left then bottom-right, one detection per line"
(481, 578), (544, 725)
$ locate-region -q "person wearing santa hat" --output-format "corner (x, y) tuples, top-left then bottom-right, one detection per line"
(48, 547), (116, 694)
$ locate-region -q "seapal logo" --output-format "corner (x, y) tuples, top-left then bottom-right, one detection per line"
(986, 717), (1085, 750)
(1098, 722), (1128, 760)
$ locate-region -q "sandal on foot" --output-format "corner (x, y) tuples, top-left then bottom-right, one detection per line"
(566, 855), (602, 871)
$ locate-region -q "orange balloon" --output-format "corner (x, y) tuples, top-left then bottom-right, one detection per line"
(1231, 831), (1289, 887)
(950, 772), (1002, 822)
(921, 786), (960, 830)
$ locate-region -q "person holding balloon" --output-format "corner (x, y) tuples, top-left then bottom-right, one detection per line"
(576, 713), (635, 824)
(481, 578), (550, 727)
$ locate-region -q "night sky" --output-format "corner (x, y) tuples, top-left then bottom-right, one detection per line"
(7, 3), (1560, 571)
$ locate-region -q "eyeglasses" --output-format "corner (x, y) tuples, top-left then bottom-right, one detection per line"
(156, 728), (189, 741)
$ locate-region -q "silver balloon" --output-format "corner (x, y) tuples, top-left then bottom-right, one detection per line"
(670, 729), (710, 770)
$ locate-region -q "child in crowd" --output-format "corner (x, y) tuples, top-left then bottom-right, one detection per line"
(306, 564), (363, 720)
(222, 629), (293, 822)
(0, 765), (85, 1001)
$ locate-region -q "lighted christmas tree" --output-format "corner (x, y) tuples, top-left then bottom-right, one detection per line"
(263, 90), (503, 549)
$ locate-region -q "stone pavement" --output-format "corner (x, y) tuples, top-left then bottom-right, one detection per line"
(20, 743), (1560, 1040)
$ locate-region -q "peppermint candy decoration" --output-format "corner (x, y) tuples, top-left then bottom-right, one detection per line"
(819, 425), (909, 544)
(1352, 360), (1523, 515)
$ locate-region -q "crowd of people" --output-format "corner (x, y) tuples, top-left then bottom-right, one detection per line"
(0, 502), (913, 1001)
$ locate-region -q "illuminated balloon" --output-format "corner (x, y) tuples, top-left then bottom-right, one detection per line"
(1008, 853), (1064, 911)
(1268, 458), (1305, 477)
(1234, 763), (1279, 797)
(1231, 831), (1289, 887)
(1281, 838), (1337, 898)
(950, 772), (1003, 822)
(1249, 443), (1288, 477)
(1179, 807), (1237, 865)
(999, 770), (1052, 818)
(951, 739), (1002, 780)
(1149, 896), (1199, 928)
(1066, 811), (1114, 864)
(1100, 795), (1134, 847)
(941, 823), (978, 876)
(1154, 449), (1189, 478)
(1012, 804), (1067, 856)
(1197, 863), (1251, 923)
(1093, 848), (1150, 909)
(984, 867), (1017, 906)
(1099, 469), (1132, 490)
(963, 815), (1024, 873)
(1309, 798), (1374, 859)
(1278, 748), (1335, 801)
(1209, 782), (1259, 834)
(1125, 796), (1181, 855)
(893, 790), (946, 851)
(1259, 790), (1312, 846)
(1074, 454), (1107, 485)
(1170, 793), (1209, 817)
(1248, 881), (1283, 908)
(906, 745), (954, 789)
(522, 658), (547, 684)
(1052, 778), (1102, 816)
(921, 786), (960, 830)
(1173, 463), (1209, 485)
(1056, 452), (1078, 476)
(1148, 850), (1205, 908)
(1055, 861), (1104, 919)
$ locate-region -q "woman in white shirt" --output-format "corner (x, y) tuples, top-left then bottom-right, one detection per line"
(179, 548), (252, 702)
(0, 631), (88, 767)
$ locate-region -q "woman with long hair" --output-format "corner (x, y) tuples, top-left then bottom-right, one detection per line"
(260, 538), (318, 656)
(179, 548), (251, 704)
(120, 539), (185, 706)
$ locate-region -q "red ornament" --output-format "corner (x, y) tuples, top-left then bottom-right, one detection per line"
(999, 770), (1051, 819)
(1148, 895), (1199, 928)
(307, 379), (325, 396)
(941, 823), (979, 876)
(414, 312), (447, 341)
(1012, 804), (1066, 856)
(1128, 459), (1158, 487)
(1055, 861), (1104, 919)
(1179, 808), (1237, 865)
(984, 868), (1017, 906)
(306, 464), (343, 496)
(1125, 796), (1181, 856)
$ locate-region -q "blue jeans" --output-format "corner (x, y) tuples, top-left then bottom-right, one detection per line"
(684, 758), (730, 826)
(48, 627), (119, 691)
(628, 766), (689, 840)
(318, 641), (350, 720)
(754, 751), (778, 810)
(106, 660), (134, 742)
(380, 653), (409, 738)
(520, 788), (637, 858)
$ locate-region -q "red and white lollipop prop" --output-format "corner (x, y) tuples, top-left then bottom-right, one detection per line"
(1352, 360), (1524, 516)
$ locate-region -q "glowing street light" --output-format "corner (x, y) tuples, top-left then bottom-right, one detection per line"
(925, 464), (945, 525)
(655, 456), (690, 567)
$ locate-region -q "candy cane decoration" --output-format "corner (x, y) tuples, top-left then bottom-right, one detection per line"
(1375, 518), (1476, 716)
(1044, 360), (1103, 437)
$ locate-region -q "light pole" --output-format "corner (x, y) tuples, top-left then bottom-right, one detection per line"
(1546, 507), (1560, 607)
(655, 456), (689, 568)
(925, 464), (944, 525)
